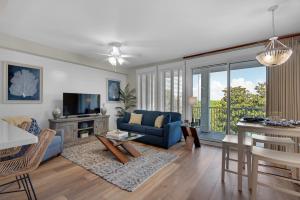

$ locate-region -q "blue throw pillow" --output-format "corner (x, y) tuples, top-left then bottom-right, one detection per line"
(123, 112), (131, 123)
(27, 119), (41, 136)
(163, 114), (171, 125)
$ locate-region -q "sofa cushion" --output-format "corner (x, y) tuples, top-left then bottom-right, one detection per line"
(163, 114), (171, 125)
(164, 112), (181, 122)
(123, 112), (131, 123)
(118, 123), (133, 131)
(130, 124), (146, 133)
(134, 110), (161, 126)
(145, 126), (164, 137)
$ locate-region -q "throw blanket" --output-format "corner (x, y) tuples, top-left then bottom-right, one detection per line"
(3, 116), (32, 126)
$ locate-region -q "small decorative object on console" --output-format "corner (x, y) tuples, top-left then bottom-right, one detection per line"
(100, 103), (107, 115)
(52, 107), (62, 119)
(79, 132), (89, 138)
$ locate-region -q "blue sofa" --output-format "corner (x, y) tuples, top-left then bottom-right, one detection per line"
(42, 129), (64, 161)
(117, 110), (182, 149)
(27, 118), (64, 162)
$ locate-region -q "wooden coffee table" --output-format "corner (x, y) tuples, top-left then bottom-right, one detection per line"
(96, 133), (144, 164)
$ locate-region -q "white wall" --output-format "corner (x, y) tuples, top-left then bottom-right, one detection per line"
(0, 48), (127, 129)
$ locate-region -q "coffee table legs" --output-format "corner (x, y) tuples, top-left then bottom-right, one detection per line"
(121, 142), (142, 157)
(96, 136), (141, 164)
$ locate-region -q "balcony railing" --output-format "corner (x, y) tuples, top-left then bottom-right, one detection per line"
(192, 106), (266, 133)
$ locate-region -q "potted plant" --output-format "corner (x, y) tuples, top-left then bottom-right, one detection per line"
(115, 84), (136, 116)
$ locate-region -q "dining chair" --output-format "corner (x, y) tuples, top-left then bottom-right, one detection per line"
(251, 146), (300, 200)
(221, 135), (253, 189)
(0, 128), (56, 200)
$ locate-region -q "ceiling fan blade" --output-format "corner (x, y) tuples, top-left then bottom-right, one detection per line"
(96, 53), (111, 56)
(121, 54), (134, 58)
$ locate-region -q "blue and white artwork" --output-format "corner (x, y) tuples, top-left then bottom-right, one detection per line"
(107, 79), (120, 102)
(4, 62), (43, 103)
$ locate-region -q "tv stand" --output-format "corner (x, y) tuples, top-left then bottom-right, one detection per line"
(77, 115), (92, 118)
(49, 115), (109, 146)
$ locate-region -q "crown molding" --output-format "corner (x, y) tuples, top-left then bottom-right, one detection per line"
(0, 33), (128, 75)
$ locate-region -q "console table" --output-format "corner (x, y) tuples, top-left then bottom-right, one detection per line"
(49, 115), (109, 146)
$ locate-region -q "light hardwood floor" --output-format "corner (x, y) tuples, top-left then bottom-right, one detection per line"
(0, 141), (300, 200)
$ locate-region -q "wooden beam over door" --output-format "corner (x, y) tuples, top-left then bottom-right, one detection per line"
(183, 33), (300, 59)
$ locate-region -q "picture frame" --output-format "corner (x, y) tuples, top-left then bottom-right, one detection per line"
(3, 61), (43, 103)
(107, 79), (120, 102)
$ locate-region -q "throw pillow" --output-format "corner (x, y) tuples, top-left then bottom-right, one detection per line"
(27, 118), (42, 136)
(129, 113), (143, 125)
(154, 115), (164, 128)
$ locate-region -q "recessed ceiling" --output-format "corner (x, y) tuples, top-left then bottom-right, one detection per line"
(0, 0), (299, 68)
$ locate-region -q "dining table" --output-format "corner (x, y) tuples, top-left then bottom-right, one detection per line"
(237, 121), (300, 191)
(0, 120), (38, 151)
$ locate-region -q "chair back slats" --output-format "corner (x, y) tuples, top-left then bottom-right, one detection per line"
(0, 128), (56, 178)
(25, 129), (56, 168)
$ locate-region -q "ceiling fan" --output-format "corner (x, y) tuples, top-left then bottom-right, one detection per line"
(98, 42), (134, 71)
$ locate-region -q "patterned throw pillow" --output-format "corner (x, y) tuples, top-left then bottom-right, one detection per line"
(154, 115), (164, 128)
(27, 118), (42, 136)
(129, 113), (143, 125)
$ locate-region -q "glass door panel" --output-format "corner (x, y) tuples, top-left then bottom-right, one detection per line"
(229, 61), (266, 134)
(192, 72), (201, 124)
(209, 68), (227, 134)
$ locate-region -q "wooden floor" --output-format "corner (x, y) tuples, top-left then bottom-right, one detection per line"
(1, 141), (300, 200)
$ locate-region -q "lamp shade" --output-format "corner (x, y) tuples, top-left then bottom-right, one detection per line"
(256, 38), (293, 67)
(188, 96), (197, 106)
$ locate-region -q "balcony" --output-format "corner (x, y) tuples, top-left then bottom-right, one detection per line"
(192, 106), (266, 141)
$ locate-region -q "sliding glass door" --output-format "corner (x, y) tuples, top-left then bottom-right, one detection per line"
(192, 60), (266, 141)
(229, 61), (266, 134)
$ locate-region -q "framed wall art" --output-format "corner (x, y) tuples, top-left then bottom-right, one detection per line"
(3, 62), (43, 103)
(107, 79), (120, 102)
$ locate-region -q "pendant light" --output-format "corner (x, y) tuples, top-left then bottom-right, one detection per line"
(256, 5), (293, 67)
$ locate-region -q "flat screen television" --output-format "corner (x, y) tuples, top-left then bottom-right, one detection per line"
(63, 93), (101, 117)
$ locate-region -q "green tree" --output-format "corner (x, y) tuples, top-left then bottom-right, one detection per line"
(211, 83), (266, 133)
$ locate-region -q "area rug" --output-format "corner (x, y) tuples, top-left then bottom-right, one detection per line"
(62, 140), (178, 192)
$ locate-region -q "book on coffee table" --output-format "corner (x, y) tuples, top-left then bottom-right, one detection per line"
(106, 130), (128, 139)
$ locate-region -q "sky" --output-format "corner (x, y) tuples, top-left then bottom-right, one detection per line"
(193, 66), (266, 101)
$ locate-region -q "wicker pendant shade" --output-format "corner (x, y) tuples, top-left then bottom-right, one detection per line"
(256, 37), (293, 67)
(256, 5), (293, 67)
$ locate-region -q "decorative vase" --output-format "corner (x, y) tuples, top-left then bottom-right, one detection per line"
(52, 107), (62, 119)
(100, 104), (107, 115)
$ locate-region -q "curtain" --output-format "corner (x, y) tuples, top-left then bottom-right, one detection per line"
(267, 36), (300, 120)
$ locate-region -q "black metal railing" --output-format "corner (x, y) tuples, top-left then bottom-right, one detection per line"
(192, 106), (266, 133)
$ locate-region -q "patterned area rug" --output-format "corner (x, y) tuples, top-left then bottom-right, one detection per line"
(62, 140), (178, 192)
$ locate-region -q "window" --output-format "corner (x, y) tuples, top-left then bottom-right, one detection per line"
(136, 62), (185, 114)
(136, 67), (156, 110)
(158, 64), (184, 113)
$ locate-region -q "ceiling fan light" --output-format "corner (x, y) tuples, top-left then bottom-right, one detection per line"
(111, 46), (120, 56)
(117, 57), (125, 65)
(108, 57), (117, 66)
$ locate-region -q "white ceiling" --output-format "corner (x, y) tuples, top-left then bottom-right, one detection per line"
(0, 0), (299, 68)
